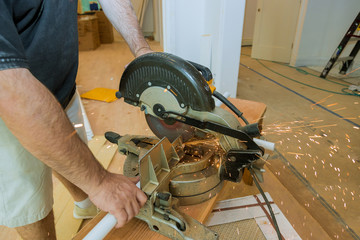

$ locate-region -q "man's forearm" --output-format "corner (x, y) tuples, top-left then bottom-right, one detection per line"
(98, 0), (151, 57)
(0, 68), (105, 194)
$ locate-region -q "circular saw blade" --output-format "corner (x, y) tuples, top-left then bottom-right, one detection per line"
(145, 114), (194, 142)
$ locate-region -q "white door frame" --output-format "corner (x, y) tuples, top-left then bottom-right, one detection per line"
(162, 0), (246, 97)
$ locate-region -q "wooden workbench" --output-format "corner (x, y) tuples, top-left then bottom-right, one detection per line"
(74, 98), (266, 240)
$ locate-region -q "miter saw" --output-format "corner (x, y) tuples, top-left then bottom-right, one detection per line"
(84, 52), (277, 240)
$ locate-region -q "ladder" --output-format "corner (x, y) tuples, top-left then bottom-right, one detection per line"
(320, 12), (360, 78)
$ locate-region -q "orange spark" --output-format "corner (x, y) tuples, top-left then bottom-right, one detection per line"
(312, 124), (337, 129)
(287, 152), (304, 155)
(333, 107), (347, 112)
(311, 95), (334, 108)
(327, 103), (339, 107)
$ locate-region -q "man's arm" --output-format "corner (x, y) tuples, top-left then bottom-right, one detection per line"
(0, 68), (147, 227)
(98, 0), (153, 57)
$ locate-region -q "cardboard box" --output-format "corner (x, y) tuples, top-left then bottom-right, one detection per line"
(78, 15), (100, 51)
(86, 11), (114, 44)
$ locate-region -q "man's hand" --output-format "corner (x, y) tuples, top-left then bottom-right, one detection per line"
(88, 172), (147, 228)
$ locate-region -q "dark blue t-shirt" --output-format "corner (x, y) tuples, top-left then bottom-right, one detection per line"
(0, 0), (78, 108)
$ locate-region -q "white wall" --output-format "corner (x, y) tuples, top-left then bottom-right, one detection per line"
(152, 0), (162, 43)
(162, 0), (246, 97)
(291, 0), (359, 68)
(142, 0), (154, 36)
(242, 0), (258, 46)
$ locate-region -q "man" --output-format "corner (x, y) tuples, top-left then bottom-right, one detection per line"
(0, 0), (152, 239)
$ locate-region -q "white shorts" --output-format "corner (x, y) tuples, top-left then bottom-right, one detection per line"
(0, 90), (87, 227)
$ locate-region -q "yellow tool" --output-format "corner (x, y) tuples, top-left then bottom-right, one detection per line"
(80, 87), (118, 103)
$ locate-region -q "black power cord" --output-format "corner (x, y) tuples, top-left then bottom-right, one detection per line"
(213, 90), (250, 125)
(248, 167), (282, 240)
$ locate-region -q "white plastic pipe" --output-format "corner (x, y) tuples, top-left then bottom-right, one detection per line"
(83, 213), (117, 240)
(77, 89), (94, 141)
(83, 183), (141, 240)
(253, 138), (275, 151)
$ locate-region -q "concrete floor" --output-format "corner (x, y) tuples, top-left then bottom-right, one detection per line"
(237, 46), (360, 240)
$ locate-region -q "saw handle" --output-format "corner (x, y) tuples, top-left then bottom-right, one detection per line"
(105, 131), (122, 144)
(187, 60), (213, 82)
(188, 60), (216, 94)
